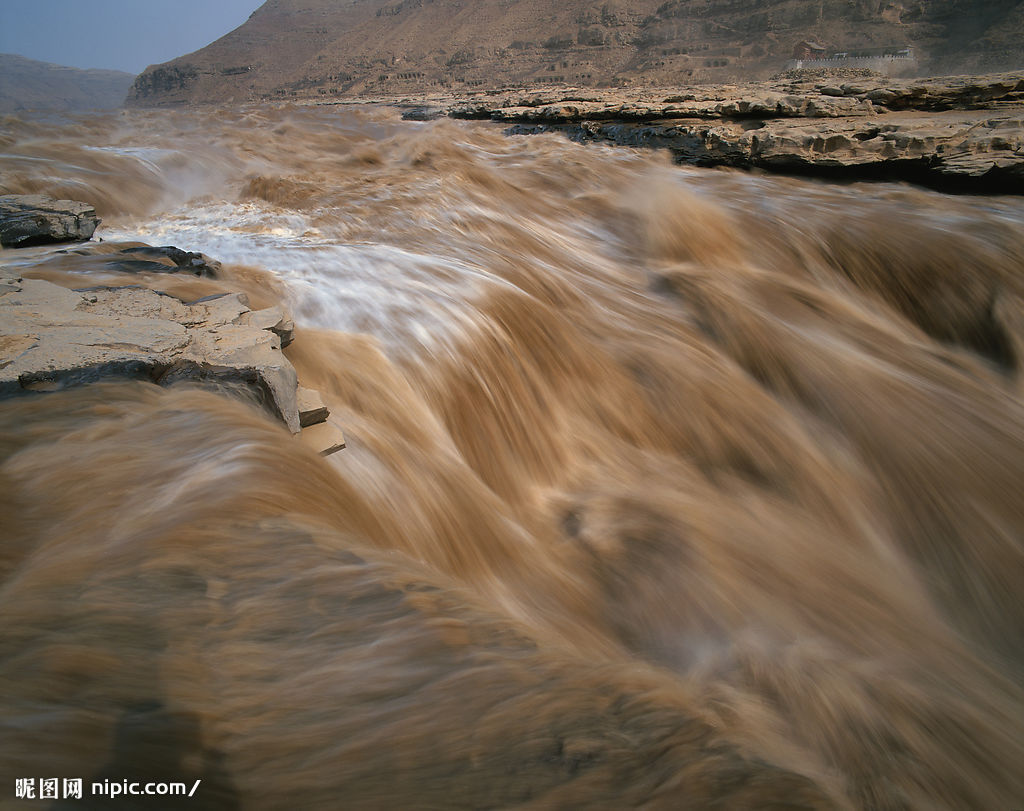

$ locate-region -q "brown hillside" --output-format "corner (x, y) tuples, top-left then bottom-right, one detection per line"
(127, 0), (1024, 105)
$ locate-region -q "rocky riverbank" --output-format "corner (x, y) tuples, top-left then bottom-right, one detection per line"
(392, 71), (1024, 192)
(0, 197), (344, 455)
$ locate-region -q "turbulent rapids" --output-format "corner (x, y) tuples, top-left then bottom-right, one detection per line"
(2, 105), (1024, 809)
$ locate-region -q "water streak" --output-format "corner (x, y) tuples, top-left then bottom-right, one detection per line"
(2, 104), (1023, 809)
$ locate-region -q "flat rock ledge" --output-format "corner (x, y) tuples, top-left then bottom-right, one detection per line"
(0, 194), (100, 248)
(0, 266), (343, 454)
(393, 71), (1024, 192)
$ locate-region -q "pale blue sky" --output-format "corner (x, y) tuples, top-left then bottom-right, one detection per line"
(0, 0), (263, 74)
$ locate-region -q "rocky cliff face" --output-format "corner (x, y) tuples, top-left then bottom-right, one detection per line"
(127, 0), (1024, 105)
(0, 54), (135, 113)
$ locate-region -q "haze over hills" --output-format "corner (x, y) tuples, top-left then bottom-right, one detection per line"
(0, 54), (135, 113)
(127, 0), (1024, 106)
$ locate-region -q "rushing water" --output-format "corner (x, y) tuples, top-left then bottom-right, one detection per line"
(2, 104), (1024, 809)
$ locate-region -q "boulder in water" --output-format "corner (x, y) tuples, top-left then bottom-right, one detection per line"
(0, 194), (100, 248)
(36, 241), (223, 279)
(108, 244), (222, 276)
(296, 386), (329, 428)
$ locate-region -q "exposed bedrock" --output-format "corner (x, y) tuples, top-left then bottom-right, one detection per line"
(0, 266), (301, 432)
(510, 112), (1024, 192)
(0, 194), (100, 248)
(0, 248), (339, 452)
(438, 72), (1024, 192)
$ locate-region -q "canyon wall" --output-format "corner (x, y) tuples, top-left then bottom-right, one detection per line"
(127, 0), (1024, 105)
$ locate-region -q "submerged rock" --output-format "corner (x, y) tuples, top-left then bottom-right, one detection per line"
(298, 416), (346, 455)
(0, 194), (100, 248)
(28, 241), (223, 280)
(109, 244), (222, 276)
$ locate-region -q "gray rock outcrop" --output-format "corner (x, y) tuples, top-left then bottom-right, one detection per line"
(0, 195), (101, 248)
(0, 267), (303, 432)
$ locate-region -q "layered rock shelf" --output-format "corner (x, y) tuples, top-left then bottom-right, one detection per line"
(0, 194), (100, 247)
(0, 266), (343, 454)
(0, 197), (343, 455)
(401, 71), (1024, 192)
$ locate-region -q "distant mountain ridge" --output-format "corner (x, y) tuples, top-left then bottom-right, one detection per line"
(127, 0), (1024, 106)
(0, 54), (135, 113)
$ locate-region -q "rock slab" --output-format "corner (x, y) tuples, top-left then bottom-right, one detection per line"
(0, 194), (100, 248)
(299, 417), (347, 456)
(297, 386), (329, 428)
(0, 266), (302, 433)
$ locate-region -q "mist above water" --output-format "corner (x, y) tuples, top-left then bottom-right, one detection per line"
(2, 104), (1024, 809)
